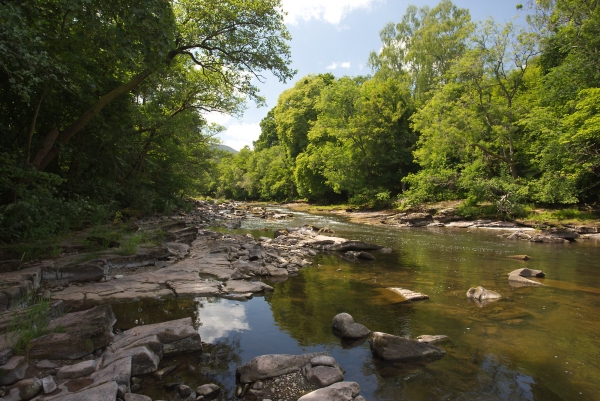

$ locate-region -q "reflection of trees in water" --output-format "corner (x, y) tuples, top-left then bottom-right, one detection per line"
(361, 352), (563, 401)
(198, 335), (243, 400)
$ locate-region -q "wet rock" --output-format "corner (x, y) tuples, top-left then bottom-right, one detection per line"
(237, 352), (327, 383)
(466, 286), (501, 301)
(415, 335), (449, 344)
(41, 375), (57, 394)
(386, 287), (429, 301)
(153, 364), (178, 380)
(177, 384), (192, 397)
(27, 305), (116, 360)
(56, 360), (97, 380)
(298, 381), (361, 401)
(344, 251), (375, 261)
(379, 248), (393, 254)
(102, 340), (161, 376)
(331, 313), (370, 340)
(328, 241), (383, 252)
(370, 332), (446, 362)
(2, 378), (41, 401)
(195, 383), (221, 399)
(0, 356), (28, 386)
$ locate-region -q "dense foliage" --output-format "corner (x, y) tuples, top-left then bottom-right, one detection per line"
(0, 0), (293, 241)
(214, 0), (600, 211)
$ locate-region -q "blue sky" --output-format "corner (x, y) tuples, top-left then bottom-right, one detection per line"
(209, 0), (527, 150)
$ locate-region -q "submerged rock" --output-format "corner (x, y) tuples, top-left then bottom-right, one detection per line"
(298, 381), (362, 401)
(415, 335), (449, 344)
(370, 332), (446, 362)
(508, 268), (545, 287)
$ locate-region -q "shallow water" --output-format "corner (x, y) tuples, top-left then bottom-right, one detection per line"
(113, 208), (600, 401)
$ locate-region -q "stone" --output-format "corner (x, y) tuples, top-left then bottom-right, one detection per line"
(153, 364), (178, 380)
(177, 384), (192, 397)
(112, 317), (200, 352)
(124, 394), (152, 401)
(386, 287), (429, 301)
(0, 348), (14, 365)
(41, 375), (57, 394)
(102, 343), (161, 376)
(400, 213), (433, 227)
(2, 378), (42, 401)
(298, 381), (361, 401)
(0, 356), (28, 386)
(195, 383), (221, 399)
(164, 242), (190, 258)
(511, 268), (545, 278)
(43, 263), (105, 282)
(310, 356), (338, 368)
(508, 268), (545, 287)
(370, 332), (446, 362)
(331, 313), (370, 340)
(35, 360), (57, 369)
(237, 352), (327, 383)
(48, 380), (118, 401)
(415, 335), (449, 344)
(304, 365), (344, 387)
(163, 334), (202, 356)
(506, 255), (532, 260)
(57, 360), (97, 380)
(466, 286), (501, 301)
(28, 305), (116, 360)
(328, 241), (383, 252)
(379, 248), (393, 254)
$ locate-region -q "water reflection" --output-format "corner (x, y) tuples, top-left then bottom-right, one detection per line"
(196, 298), (250, 343)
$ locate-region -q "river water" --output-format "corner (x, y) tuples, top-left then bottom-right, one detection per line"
(112, 208), (600, 401)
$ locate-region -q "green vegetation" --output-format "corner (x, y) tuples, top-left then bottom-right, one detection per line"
(210, 0), (600, 219)
(1, 295), (56, 355)
(0, 0), (294, 243)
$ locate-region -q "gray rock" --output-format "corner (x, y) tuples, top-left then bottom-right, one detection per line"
(331, 313), (370, 340)
(415, 335), (449, 344)
(35, 360), (57, 369)
(2, 378), (41, 401)
(298, 381), (361, 401)
(466, 286), (501, 301)
(400, 213), (433, 227)
(102, 343), (161, 376)
(56, 359), (97, 380)
(328, 241), (383, 251)
(117, 384), (128, 398)
(49, 380), (118, 401)
(379, 248), (393, 254)
(304, 365), (344, 387)
(386, 287), (429, 301)
(237, 352), (327, 383)
(0, 349), (14, 365)
(370, 332), (446, 362)
(508, 268), (545, 287)
(310, 356), (338, 368)
(153, 364), (177, 380)
(42, 375), (57, 394)
(0, 356), (28, 386)
(27, 305), (116, 360)
(124, 394), (152, 401)
(177, 384), (192, 397)
(195, 383), (221, 399)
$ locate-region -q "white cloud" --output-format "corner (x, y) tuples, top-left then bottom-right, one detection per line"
(203, 111), (232, 126)
(196, 299), (249, 343)
(220, 123), (261, 151)
(326, 61), (351, 70)
(282, 0), (381, 25)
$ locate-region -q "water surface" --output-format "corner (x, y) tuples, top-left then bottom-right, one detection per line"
(113, 208), (600, 401)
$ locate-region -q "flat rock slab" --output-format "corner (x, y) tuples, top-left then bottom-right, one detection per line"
(224, 280), (273, 294)
(298, 381), (361, 401)
(112, 317), (199, 349)
(370, 332), (446, 362)
(41, 380), (119, 401)
(0, 267), (42, 310)
(56, 360), (97, 380)
(28, 305), (116, 360)
(386, 288), (429, 301)
(237, 352), (328, 383)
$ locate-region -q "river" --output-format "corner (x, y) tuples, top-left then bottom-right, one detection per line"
(111, 207), (600, 401)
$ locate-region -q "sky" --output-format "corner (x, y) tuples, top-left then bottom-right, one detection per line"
(208, 0), (527, 151)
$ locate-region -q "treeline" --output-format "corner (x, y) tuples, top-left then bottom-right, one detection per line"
(0, 0), (293, 241)
(212, 0), (600, 212)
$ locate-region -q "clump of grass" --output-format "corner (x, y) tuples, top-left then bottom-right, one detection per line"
(1, 295), (54, 355)
(118, 233), (146, 255)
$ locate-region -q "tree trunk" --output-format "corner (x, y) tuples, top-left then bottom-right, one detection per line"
(31, 69), (153, 171)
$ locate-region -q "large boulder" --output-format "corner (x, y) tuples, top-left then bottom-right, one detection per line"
(370, 332), (446, 362)
(298, 381), (362, 401)
(331, 313), (370, 340)
(27, 305), (116, 360)
(237, 352), (327, 384)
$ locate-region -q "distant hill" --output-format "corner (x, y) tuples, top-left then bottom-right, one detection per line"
(212, 144), (239, 154)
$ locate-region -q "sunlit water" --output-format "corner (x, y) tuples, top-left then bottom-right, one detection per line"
(111, 208), (600, 401)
